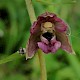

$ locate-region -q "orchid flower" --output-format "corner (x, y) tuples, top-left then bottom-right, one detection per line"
(26, 12), (75, 58)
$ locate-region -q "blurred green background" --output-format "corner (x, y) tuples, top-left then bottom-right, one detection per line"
(0, 0), (80, 80)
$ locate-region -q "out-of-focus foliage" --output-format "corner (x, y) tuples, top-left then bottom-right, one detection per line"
(0, 0), (80, 80)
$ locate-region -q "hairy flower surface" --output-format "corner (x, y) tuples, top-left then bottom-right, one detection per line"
(26, 12), (75, 58)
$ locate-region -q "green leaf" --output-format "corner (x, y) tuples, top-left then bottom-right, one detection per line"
(0, 51), (25, 65)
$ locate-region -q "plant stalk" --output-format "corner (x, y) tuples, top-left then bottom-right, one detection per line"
(38, 49), (47, 80)
(25, 0), (36, 24)
(25, 0), (47, 80)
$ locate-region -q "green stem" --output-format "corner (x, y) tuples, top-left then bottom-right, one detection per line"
(25, 0), (47, 80)
(38, 49), (47, 80)
(25, 0), (36, 24)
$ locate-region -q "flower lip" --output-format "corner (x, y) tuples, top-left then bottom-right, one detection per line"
(42, 32), (53, 42)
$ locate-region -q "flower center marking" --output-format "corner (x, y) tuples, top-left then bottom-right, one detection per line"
(42, 32), (53, 42)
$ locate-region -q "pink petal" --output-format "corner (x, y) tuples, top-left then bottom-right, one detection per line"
(51, 41), (61, 53)
(30, 21), (41, 34)
(37, 12), (57, 23)
(26, 34), (40, 58)
(54, 17), (68, 32)
(56, 31), (75, 54)
(50, 36), (56, 44)
(37, 42), (49, 53)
